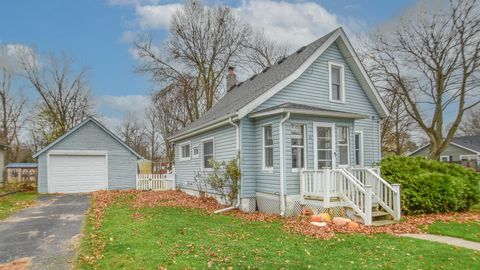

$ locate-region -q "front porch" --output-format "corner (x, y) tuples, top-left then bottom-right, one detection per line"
(300, 167), (401, 225)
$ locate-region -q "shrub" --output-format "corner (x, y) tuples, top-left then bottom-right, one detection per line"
(205, 155), (240, 206)
(380, 156), (480, 215)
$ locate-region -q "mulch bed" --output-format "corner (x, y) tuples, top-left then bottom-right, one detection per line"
(89, 190), (480, 240)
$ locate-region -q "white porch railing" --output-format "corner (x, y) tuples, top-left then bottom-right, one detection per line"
(300, 167), (401, 225)
(136, 174), (175, 191)
(349, 167), (401, 221)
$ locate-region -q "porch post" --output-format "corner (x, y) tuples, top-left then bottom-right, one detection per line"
(392, 184), (401, 221)
(323, 168), (331, 208)
(364, 185), (372, 226)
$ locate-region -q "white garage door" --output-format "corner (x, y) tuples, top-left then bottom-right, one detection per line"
(49, 154), (108, 193)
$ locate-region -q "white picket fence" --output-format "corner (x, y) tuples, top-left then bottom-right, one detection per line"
(136, 174), (175, 191)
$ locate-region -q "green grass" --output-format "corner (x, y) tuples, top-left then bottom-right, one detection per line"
(428, 221), (480, 243)
(0, 192), (38, 220)
(77, 199), (480, 269)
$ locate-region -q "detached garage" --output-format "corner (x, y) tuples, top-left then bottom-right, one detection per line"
(33, 117), (142, 193)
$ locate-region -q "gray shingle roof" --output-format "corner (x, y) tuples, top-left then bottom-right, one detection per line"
(452, 135), (480, 153)
(171, 28), (339, 139)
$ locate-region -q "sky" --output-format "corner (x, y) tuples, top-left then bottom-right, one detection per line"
(0, 0), (418, 127)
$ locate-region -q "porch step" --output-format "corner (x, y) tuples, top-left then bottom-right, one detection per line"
(371, 220), (398, 226)
(354, 211), (390, 219)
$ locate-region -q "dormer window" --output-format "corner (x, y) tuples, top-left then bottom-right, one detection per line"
(329, 62), (345, 103)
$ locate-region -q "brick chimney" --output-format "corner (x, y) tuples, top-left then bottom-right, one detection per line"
(227, 66), (236, 91)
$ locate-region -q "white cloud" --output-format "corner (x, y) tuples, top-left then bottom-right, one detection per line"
(122, 30), (136, 43)
(96, 95), (149, 124)
(0, 43), (36, 74)
(236, 0), (364, 48)
(127, 0), (366, 48)
(135, 4), (182, 29)
(106, 0), (160, 6)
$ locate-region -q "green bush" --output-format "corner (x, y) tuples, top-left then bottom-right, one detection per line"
(380, 156), (480, 215)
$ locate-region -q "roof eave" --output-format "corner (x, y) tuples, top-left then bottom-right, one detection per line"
(168, 113), (238, 142)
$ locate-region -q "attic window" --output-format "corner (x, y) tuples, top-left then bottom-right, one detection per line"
(296, 46), (306, 54)
(329, 62), (345, 103)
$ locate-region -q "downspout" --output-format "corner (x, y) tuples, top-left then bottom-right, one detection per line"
(214, 116), (241, 214)
(279, 112), (291, 216)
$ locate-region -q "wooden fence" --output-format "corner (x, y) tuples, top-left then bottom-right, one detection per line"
(136, 174), (175, 191)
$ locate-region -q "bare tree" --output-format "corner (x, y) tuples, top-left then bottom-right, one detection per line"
(459, 107), (480, 136)
(117, 112), (148, 158)
(367, 0), (480, 159)
(19, 51), (93, 146)
(243, 30), (290, 73)
(135, 0), (251, 116)
(380, 88), (417, 155)
(0, 47), (27, 161)
(145, 105), (162, 163)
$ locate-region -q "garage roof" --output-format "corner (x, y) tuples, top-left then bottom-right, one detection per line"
(32, 117), (143, 159)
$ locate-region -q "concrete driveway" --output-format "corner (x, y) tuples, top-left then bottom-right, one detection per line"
(0, 194), (90, 270)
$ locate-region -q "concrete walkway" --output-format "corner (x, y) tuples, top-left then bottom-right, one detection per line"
(401, 233), (480, 251)
(0, 194), (90, 270)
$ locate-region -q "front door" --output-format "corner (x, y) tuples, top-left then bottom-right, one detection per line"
(313, 122), (336, 169)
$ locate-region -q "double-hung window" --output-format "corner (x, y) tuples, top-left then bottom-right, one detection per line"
(202, 139), (214, 170)
(263, 125), (274, 170)
(337, 126), (349, 166)
(329, 62), (344, 102)
(180, 143), (190, 161)
(354, 132), (363, 166)
(291, 124), (305, 170)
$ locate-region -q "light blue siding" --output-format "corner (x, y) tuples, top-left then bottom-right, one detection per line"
(37, 121), (138, 193)
(254, 116), (281, 194)
(174, 124), (237, 194)
(240, 118), (257, 198)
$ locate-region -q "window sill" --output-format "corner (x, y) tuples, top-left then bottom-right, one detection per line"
(262, 169), (274, 173)
(329, 99), (346, 104)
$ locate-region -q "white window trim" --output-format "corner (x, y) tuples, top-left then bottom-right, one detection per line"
(291, 123), (307, 172)
(192, 144), (200, 158)
(179, 141), (191, 161)
(262, 125), (274, 172)
(336, 125), (350, 168)
(313, 122), (336, 170)
(459, 155), (478, 161)
(201, 137), (215, 171)
(328, 61), (345, 103)
(440, 155), (450, 162)
(354, 131), (364, 167)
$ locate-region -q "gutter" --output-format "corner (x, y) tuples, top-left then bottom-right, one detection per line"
(214, 117), (241, 214)
(279, 112), (291, 216)
(169, 113), (238, 142)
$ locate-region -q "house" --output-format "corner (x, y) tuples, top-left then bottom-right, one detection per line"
(33, 117), (142, 193)
(169, 28), (401, 225)
(409, 135), (480, 169)
(5, 163), (38, 183)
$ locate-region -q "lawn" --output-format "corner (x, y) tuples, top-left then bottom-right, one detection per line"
(0, 191), (38, 220)
(428, 221), (480, 243)
(76, 194), (480, 270)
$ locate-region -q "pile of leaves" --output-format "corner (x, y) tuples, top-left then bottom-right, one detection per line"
(284, 211), (480, 240)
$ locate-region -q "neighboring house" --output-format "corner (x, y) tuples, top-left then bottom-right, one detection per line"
(0, 144), (7, 183)
(170, 28), (400, 225)
(5, 163), (38, 183)
(33, 117), (142, 193)
(409, 135), (480, 169)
